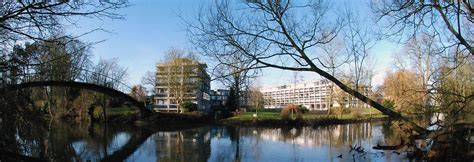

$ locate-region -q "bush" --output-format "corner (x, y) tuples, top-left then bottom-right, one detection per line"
(382, 99), (396, 110)
(280, 104), (303, 121)
(329, 107), (340, 115)
(181, 101), (197, 112)
(351, 108), (362, 119)
(342, 108), (351, 114)
(299, 105), (309, 114)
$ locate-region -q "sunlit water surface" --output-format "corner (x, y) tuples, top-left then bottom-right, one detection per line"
(10, 121), (407, 161)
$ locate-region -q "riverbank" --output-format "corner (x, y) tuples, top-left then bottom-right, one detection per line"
(134, 112), (211, 126)
(94, 107), (211, 126)
(219, 112), (390, 127)
(108, 109), (389, 128)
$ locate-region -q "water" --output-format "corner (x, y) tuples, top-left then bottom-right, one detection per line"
(4, 121), (407, 161)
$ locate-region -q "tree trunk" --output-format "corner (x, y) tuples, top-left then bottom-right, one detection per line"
(309, 66), (430, 135)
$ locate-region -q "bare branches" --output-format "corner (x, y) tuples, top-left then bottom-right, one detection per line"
(187, 0), (430, 134)
(371, 0), (473, 55)
(0, 0), (128, 53)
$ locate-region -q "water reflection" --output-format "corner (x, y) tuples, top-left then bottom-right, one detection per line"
(2, 121), (407, 161)
(206, 123), (403, 162)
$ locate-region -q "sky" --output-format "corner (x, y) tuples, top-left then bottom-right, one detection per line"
(69, 0), (401, 90)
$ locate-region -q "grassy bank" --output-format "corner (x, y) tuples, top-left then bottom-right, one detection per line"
(96, 106), (389, 127)
(219, 111), (389, 127)
(92, 106), (211, 126)
(137, 112), (211, 126)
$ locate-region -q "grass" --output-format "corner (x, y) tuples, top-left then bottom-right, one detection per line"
(93, 106), (137, 118)
(225, 111), (387, 122)
(107, 106), (137, 116)
(361, 107), (383, 114)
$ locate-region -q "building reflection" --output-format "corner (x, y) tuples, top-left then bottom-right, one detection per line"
(3, 120), (404, 161)
(205, 122), (383, 162)
(248, 122), (373, 147)
(153, 127), (212, 162)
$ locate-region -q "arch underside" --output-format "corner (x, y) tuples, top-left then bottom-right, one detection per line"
(1, 81), (151, 115)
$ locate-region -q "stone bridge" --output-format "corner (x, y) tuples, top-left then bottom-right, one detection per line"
(1, 81), (152, 116)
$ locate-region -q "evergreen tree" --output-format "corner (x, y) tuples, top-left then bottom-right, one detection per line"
(225, 87), (238, 111)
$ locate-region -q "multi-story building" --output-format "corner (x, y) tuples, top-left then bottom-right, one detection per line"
(210, 89), (248, 109)
(262, 79), (371, 111)
(154, 59), (211, 113)
(210, 89), (229, 107)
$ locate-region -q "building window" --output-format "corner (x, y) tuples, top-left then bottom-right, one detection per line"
(158, 100), (165, 104)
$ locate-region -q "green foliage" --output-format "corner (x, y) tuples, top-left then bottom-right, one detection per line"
(382, 99), (396, 110)
(225, 87), (238, 111)
(299, 105), (309, 114)
(93, 106), (135, 120)
(181, 101), (197, 112)
(221, 112), (387, 123)
(107, 106), (135, 116)
(342, 108), (352, 114)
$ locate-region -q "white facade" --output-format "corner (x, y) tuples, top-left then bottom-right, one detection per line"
(262, 79), (371, 111)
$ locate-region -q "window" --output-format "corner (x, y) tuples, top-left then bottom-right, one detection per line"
(157, 105), (167, 108)
(157, 100), (166, 104)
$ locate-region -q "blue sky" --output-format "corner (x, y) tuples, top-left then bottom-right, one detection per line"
(69, 0), (400, 89)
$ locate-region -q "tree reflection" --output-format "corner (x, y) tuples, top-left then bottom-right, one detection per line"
(1, 121), (413, 161)
(0, 117), (159, 162)
(152, 127), (211, 162)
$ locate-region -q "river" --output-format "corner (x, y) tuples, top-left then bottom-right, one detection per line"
(5, 121), (408, 161)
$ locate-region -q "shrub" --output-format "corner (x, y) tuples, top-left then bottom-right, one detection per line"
(382, 99), (396, 110)
(299, 105), (309, 114)
(351, 108), (362, 119)
(342, 108), (351, 114)
(181, 101), (197, 112)
(329, 107), (341, 115)
(280, 104), (303, 121)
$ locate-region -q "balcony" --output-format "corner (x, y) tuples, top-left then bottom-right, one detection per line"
(155, 105), (168, 108)
(155, 94), (168, 97)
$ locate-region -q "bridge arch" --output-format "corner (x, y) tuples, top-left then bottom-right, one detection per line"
(2, 81), (152, 116)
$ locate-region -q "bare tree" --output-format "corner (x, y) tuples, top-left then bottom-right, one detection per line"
(371, 0), (473, 55)
(320, 37), (347, 115)
(141, 70), (157, 96)
(404, 34), (439, 111)
(129, 85), (146, 102)
(248, 80), (264, 113)
(88, 58), (128, 90)
(187, 0), (428, 133)
(372, 0), (474, 131)
(86, 57), (128, 120)
(0, 1), (128, 89)
(7, 36), (94, 118)
(213, 52), (258, 111)
(0, 1), (127, 51)
(342, 10), (378, 109)
(383, 69), (425, 114)
(393, 32), (473, 129)
(159, 48), (203, 113)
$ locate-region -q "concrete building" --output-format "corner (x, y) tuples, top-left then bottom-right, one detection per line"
(210, 89), (229, 107)
(154, 59), (211, 113)
(210, 89), (248, 109)
(262, 79), (371, 111)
